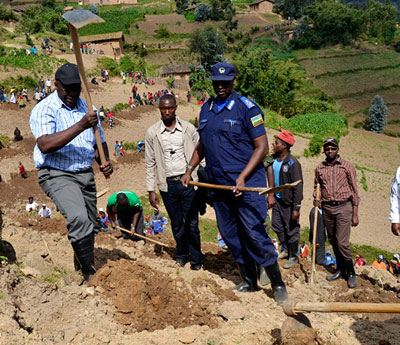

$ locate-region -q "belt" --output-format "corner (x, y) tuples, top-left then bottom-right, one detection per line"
(322, 199), (350, 206)
(166, 174), (183, 181)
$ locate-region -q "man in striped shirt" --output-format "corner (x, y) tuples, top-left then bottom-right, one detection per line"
(29, 63), (113, 283)
(314, 138), (359, 289)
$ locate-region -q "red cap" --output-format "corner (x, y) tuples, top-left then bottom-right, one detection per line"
(277, 130), (295, 146)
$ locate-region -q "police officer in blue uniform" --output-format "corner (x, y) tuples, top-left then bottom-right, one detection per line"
(181, 62), (288, 304)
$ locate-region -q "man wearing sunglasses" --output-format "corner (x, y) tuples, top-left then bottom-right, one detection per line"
(30, 63), (113, 283)
(314, 138), (360, 288)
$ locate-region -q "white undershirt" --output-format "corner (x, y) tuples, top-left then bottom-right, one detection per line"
(160, 120), (186, 177)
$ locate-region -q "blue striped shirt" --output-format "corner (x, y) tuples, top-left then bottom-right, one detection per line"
(30, 92), (105, 172)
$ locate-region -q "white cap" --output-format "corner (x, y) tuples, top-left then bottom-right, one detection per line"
(42, 203), (46, 206)
(99, 208), (104, 212)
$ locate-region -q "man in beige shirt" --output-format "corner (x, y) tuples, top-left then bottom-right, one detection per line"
(145, 94), (203, 270)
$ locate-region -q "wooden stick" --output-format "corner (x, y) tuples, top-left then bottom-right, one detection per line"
(189, 180), (301, 195)
(283, 300), (400, 316)
(68, 24), (108, 173)
(115, 225), (168, 247)
(311, 184), (320, 284)
(96, 188), (109, 198)
(41, 236), (71, 285)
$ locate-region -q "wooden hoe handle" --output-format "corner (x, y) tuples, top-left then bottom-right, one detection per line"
(68, 24), (108, 169)
(115, 225), (168, 247)
(283, 300), (400, 316)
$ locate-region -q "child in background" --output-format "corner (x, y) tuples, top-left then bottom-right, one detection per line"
(150, 209), (168, 234)
(217, 232), (228, 250)
(99, 208), (109, 231)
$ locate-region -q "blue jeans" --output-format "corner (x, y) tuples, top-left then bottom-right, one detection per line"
(160, 180), (203, 265)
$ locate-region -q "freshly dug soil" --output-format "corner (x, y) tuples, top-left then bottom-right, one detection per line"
(90, 259), (235, 331)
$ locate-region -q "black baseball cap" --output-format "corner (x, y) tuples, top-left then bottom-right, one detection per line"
(210, 62), (236, 81)
(55, 63), (81, 85)
(323, 138), (339, 148)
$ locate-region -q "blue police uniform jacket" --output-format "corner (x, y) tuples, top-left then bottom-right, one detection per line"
(198, 91), (267, 187)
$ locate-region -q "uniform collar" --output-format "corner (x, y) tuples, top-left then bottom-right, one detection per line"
(209, 91), (238, 113)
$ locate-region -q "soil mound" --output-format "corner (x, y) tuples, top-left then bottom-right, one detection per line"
(117, 105), (155, 121)
(0, 137), (35, 159)
(15, 216), (67, 236)
(90, 259), (221, 331)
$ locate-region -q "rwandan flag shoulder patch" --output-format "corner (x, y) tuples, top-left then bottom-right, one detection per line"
(250, 114), (263, 127)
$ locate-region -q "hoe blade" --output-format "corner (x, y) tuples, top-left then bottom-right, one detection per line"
(62, 9), (104, 29)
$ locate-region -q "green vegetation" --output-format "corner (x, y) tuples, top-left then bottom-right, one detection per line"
(0, 134), (10, 146)
(123, 141), (137, 151)
(355, 164), (368, 192)
(284, 112), (348, 138)
(291, 0), (396, 49)
(0, 75), (39, 92)
(97, 55), (148, 77)
(112, 102), (130, 113)
(155, 24), (171, 39)
(21, 4), (68, 35)
(0, 4), (18, 21)
(78, 5), (173, 36)
(0, 47), (64, 76)
(43, 267), (62, 284)
(189, 26), (226, 71)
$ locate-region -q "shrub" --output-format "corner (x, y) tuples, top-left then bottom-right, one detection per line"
(185, 11), (196, 22)
(295, 97), (338, 114)
(155, 24), (171, 39)
(166, 76), (175, 89)
(0, 4), (17, 21)
(112, 103), (130, 113)
(367, 95), (387, 134)
(304, 135), (324, 157)
(194, 3), (210, 22)
(89, 5), (98, 15)
(123, 141), (137, 151)
(0, 134), (10, 146)
(0, 75), (39, 91)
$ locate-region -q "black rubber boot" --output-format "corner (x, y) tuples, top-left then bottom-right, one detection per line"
(71, 233), (96, 283)
(232, 262), (259, 292)
(283, 242), (299, 269)
(345, 259), (357, 288)
(265, 261), (288, 305)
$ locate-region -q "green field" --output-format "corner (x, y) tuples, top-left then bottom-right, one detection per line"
(299, 51), (400, 77)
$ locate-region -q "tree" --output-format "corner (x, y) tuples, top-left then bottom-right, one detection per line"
(365, 0), (396, 44)
(304, 0), (365, 46)
(189, 26), (225, 71)
(194, 3), (211, 22)
(368, 95), (387, 133)
(175, 0), (189, 14)
(273, 0), (315, 19)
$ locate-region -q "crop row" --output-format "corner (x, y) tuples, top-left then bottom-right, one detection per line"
(299, 51), (400, 77)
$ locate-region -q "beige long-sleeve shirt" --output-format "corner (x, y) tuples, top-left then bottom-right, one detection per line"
(145, 117), (199, 192)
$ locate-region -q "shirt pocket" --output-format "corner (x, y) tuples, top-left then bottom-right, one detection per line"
(221, 120), (242, 140)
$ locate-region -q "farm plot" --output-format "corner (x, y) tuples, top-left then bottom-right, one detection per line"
(299, 51), (400, 78)
(313, 66), (400, 99)
(338, 87), (400, 114)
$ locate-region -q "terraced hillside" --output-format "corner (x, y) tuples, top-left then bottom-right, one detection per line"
(296, 47), (400, 134)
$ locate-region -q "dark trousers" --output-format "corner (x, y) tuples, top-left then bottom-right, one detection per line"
(322, 201), (353, 263)
(118, 208), (145, 240)
(309, 208), (326, 265)
(213, 190), (277, 267)
(271, 198), (300, 245)
(160, 180), (203, 265)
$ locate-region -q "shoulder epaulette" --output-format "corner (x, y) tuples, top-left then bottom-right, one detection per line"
(239, 96), (256, 109)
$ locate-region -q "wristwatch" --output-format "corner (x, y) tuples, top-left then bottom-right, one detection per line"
(187, 164), (194, 171)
